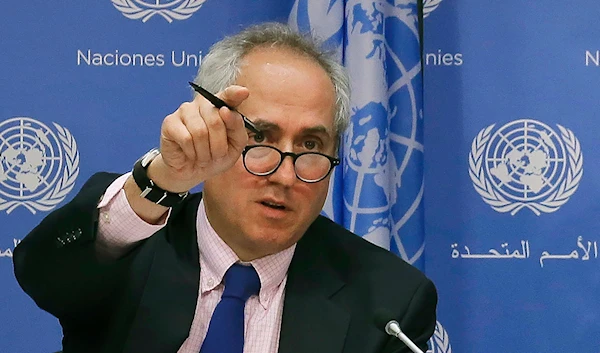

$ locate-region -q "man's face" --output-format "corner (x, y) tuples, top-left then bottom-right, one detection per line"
(203, 46), (337, 261)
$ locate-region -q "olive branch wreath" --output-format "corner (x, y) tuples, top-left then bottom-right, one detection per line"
(426, 320), (452, 353)
(111, 0), (206, 23)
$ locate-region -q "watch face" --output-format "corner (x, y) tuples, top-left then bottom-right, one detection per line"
(141, 149), (160, 168)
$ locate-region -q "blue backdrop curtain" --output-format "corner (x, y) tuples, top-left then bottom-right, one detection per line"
(424, 1), (599, 352)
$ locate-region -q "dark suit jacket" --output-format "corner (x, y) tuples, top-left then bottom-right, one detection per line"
(14, 172), (437, 353)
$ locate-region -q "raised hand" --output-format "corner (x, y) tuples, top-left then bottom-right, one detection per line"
(150, 85), (251, 193)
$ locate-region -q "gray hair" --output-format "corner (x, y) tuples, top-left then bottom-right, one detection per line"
(194, 22), (351, 142)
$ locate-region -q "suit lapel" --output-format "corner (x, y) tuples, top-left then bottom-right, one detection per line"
(122, 195), (203, 353)
(278, 220), (350, 353)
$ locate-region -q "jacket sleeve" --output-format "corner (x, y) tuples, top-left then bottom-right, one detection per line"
(381, 277), (438, 353)
(12, 172), (138, 323)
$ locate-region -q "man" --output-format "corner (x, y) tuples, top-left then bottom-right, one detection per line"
(13, 22), (437, 353)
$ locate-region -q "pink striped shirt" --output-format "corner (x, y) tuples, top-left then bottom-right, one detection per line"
(96, 173), (296, 353)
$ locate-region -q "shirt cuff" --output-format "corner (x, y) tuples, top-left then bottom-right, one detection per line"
(96, 172), (171, 253)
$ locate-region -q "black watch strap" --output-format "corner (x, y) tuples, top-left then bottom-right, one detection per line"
(132, 148), (189, 207)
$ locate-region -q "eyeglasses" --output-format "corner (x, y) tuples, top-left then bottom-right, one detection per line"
(242, 145), (340, 183)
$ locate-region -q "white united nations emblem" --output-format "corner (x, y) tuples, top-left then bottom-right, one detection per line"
(469, 119), (583, 215)
(427, 321), (452, 353)
(423, 0), (444, 18)
(0, 117), (79, 214)
(111, 0), (207, 23)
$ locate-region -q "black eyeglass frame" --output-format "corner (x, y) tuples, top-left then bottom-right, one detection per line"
(241, 144), (341, 183)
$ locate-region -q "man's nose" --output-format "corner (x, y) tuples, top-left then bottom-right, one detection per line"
(267, 156), (297, 186)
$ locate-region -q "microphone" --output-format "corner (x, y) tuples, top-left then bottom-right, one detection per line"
(374, 309), (425, 353)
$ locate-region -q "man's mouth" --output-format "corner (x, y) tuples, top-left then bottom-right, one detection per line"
(260, 200), (287, 210)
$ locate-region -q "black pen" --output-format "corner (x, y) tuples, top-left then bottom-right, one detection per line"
(188, 81), (261, 134)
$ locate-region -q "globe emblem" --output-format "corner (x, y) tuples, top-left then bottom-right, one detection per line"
(469, 119), (582, 215)
(0, 117), (79, 214)
(0, 118), (62, 199)
(485, 120), (566, 201)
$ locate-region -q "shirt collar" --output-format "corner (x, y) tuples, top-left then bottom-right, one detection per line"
(196, 198), (296, 308)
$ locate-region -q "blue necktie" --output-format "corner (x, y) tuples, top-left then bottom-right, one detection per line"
(200, 264), (261, 353)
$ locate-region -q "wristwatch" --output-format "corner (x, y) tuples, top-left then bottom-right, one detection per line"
(132, 148), (189, 207)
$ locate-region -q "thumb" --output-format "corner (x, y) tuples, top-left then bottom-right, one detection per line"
(217, 85), (250, 109)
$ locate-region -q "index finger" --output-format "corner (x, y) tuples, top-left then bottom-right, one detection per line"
(191, 84), (258, 133)
(215, 85), (250, 109)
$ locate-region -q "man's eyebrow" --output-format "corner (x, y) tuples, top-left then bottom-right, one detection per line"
(253, 119), (281, 132)
(300, 125), (333, 139)
(253, 119), (332, 138)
